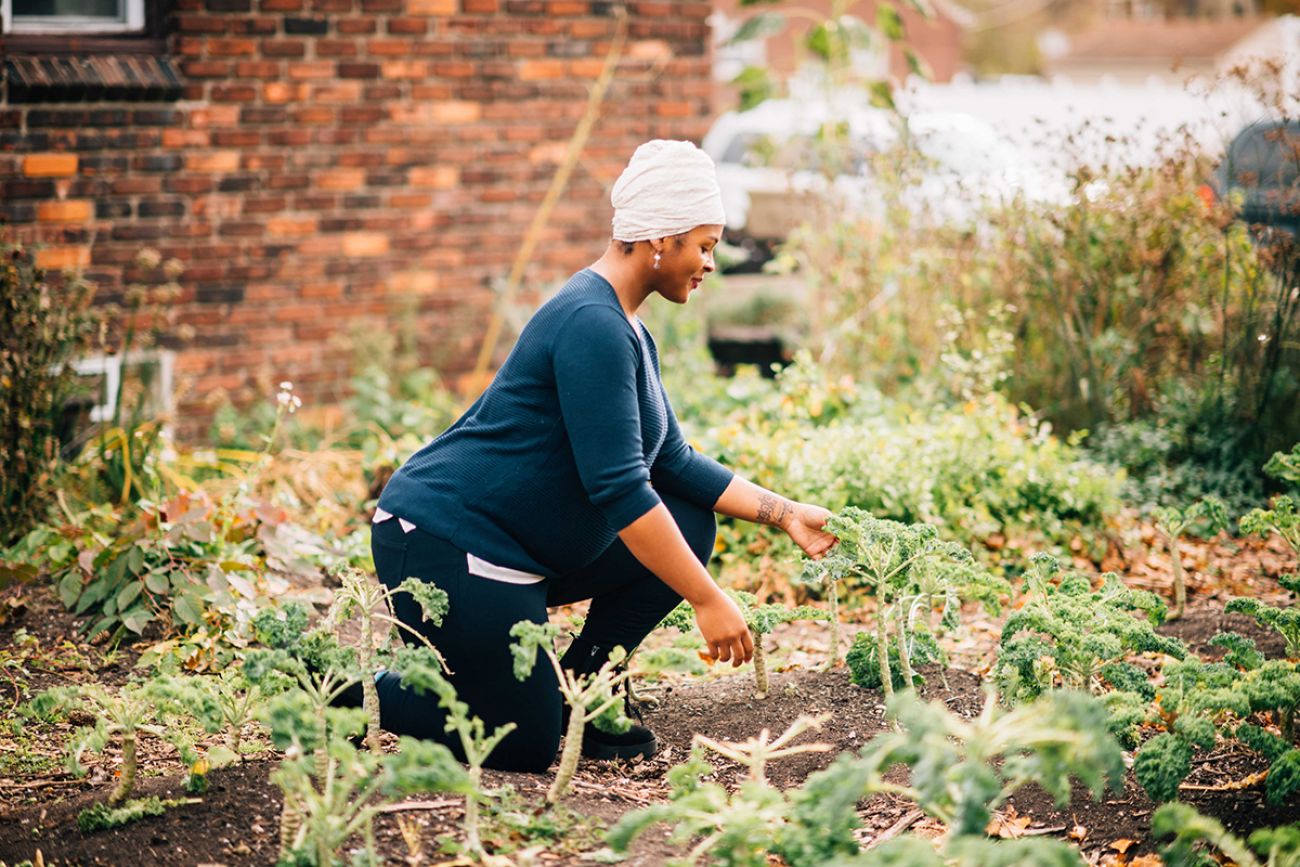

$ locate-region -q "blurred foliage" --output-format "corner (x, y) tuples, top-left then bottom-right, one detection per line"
(0, 238), (101, 546)
(771, 76), (1299, 512)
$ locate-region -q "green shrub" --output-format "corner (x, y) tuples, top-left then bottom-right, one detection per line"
(0, 239), (100, 546)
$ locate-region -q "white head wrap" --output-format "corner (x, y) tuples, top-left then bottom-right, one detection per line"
(610, 139), (726, 242)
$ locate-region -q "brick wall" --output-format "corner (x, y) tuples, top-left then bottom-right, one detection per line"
(1, 0), (714, 439)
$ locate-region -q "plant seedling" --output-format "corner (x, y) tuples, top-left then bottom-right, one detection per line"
(1154, 496), (1229, 620)
(659, 591), (829, 698)
(329, 567), (450, 754)
(854, 689), (1125, 841)
(30, 682), (189, 808)
(607, 716), (832, 867)
(273, 735), (471, 867)
(693, 713), (832, 786)
(395, 646), (516, 858)
(509, 621), (632, 803)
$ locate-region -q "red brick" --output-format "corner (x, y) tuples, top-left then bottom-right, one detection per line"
(408, 0), (455, 13)
(177, 14), (228, 32)
(386, 17), (427, 33)
(261, 39), (307, 57)
(315, 39), (359, 56)
(518, 59), (564, 79)
(341, 231), (389, 257)
(242, 196), (287, 213)
(288, 61), (333, 79)
(35, 245), (91, 270)
(260, 0), (302, 9)
(262, 82), (309, 102)
(23, 153), (78, 177)
(315, 168), (365, 190)
(166, 177), (217, 194)
(211, 84), (258, 101)
(545, 0), (583, 13)
(267, 216), (318, 236)
(213, 130), (261, 146)
(37, 200), (93, 222)
(409, 166), (458, 189)
(337, 18), (376, 32)
(293, 106), (336, 124)
(112, 177), (162, 194)
(183, 60), (231, 77)
(186, 151), (241, 172)
(234, 60), (281, 77)
(209, 37), (257, 55)
(163, 129), (212, 147)
(338, 62), (380, 78)
(462, 0), (495, 10)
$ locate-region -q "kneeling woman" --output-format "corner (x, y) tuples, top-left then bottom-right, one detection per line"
(369, 140), (837, 772)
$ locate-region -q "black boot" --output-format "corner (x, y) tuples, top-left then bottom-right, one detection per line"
(559, 641), (658, 762)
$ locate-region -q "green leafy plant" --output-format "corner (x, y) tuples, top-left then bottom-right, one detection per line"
(1136, 648), (1300, 805)
(1154, 801), (1300, 867)
(0, 237), (101, 547)
(799, 508), (1000, 695)
(994, 562), (1185, 705)
(328, 567), (449, 754)
(659, 590), (829, 698)
(608, 690), (1121, 866)
(29, 681), (197, 810)
(509, 621), (632, 803)
(394, 646), (516, 858)
(607, 715), (834, 867)
(1154, 496), (1230, 619)
(272, 735), (471, 867)
(76, 796), (199, 833)
(854, 690), (1124, 841)
(244, 604), (367, 859)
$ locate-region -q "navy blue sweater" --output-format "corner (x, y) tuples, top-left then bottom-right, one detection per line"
(377, 269), (735, 577)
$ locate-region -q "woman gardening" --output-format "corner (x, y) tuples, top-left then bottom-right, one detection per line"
(366, 140), (838, 772)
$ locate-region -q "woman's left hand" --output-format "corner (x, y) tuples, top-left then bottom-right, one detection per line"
(784, 503), (837, 560)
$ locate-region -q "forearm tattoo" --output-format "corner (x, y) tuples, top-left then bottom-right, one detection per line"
(756, 493), (794, 527)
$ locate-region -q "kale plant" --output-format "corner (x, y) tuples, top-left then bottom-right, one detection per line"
(608, 690), (1122, 866)
(606, 715), (836, 867)
(30, 682), (198, 809)
(273, 735), (471, 867)
(509, 621), (632, 803)
(799, 508), (1004, 696)
(1136, 649), (1300, 805)
(659, 590), (829, 698)
(329, 566), (449, 754)
(1154, 801), (1300, 867)
(1154, 495), (1230, 619)
(395, 645), (515, 858)
(994, 563), (1185, 704)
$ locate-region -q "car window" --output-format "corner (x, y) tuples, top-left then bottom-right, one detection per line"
(1227, 123), (1300, 189)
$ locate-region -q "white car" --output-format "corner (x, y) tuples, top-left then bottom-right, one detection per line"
(703, 100), (1071, 238)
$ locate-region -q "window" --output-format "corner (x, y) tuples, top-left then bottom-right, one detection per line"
(1, 0), (145, 34)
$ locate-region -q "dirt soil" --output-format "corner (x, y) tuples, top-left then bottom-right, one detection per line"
(1, 528), (1296, 867)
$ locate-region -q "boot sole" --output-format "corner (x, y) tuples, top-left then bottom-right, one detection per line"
(581, 736), (658, 762)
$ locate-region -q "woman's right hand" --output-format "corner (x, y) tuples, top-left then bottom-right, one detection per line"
(694, 591), (753, 667)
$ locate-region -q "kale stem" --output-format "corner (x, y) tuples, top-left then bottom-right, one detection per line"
(107, 730), (135, 805)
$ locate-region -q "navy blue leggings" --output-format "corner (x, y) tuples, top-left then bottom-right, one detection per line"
(371, 492), (716, 772)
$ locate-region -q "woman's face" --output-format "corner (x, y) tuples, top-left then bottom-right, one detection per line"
(653, 224), (723, 304)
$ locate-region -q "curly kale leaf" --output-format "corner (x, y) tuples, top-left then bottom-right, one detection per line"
(1210, 632), (1265, 671)
(1100, 661), (1156, 701)
(1266, 749), (1300, 806)
(1135, 732), (1193, 803)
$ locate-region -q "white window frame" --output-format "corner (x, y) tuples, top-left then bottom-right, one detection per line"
(69, 349), (174, 426)
(1, 0), (145, 34)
